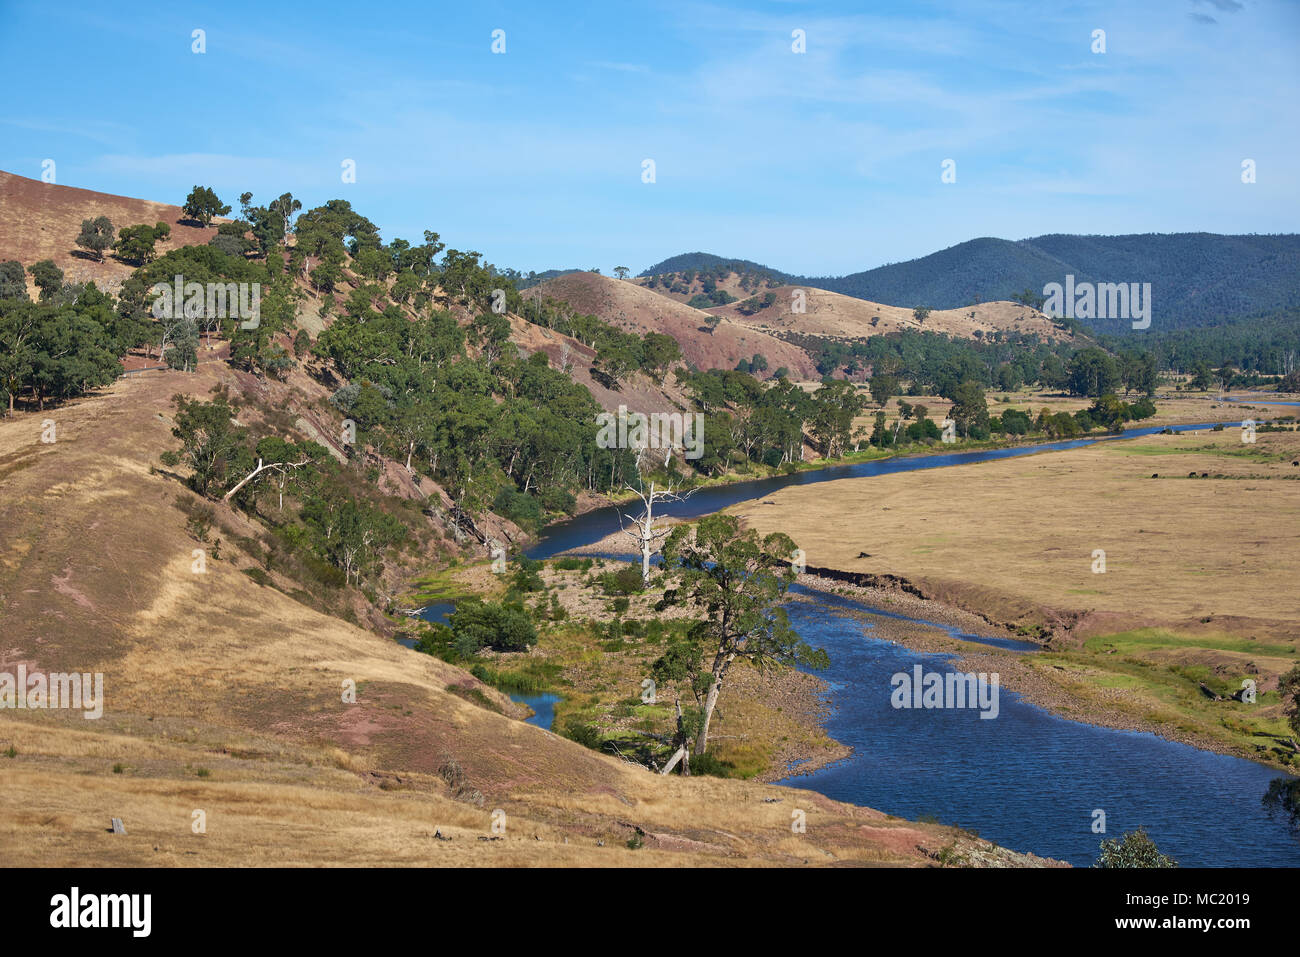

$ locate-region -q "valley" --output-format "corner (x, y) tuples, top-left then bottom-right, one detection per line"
(1, 168), (1297, 873)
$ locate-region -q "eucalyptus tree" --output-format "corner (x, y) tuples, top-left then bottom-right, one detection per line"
(661, 515), (827, 757)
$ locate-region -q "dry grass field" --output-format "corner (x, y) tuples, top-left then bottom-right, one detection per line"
(732, 426), (1300, 635)
(0, 367), (1057, 867)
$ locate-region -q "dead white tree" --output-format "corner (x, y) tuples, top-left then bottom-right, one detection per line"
(618, 477), (693, 587)
(222, 457), (313, 505)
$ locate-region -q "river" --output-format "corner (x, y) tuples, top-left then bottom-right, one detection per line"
(518, 417), (1299, 867)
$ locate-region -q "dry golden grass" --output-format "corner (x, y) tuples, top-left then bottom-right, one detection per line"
(526, 271), (820, 378)
(709, 284), (1072, 343)
(0, 368), (1055, 866)
(0, 169), (226, 298)
(732, 427), (1300, 636)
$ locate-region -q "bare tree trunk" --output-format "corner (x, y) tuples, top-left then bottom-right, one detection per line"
(639, 483), (654, 585)
(693, 654), (734, 756)
(660, 699), (692, 775)
(222, 457), (311, 502)
(661, 746), (687, 775)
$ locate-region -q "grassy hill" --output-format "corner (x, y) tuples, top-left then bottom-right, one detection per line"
(525, 271), (820, 379)
(710, 283), (1072, 344)
(0, 170), (226, 298)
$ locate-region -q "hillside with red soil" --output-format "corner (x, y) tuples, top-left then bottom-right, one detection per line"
(0, 170), (226, 297)
(524, 271), (820, 379)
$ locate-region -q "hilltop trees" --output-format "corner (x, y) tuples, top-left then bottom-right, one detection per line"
(661, 515), (828, 759)
(182, 186), (231, 227)
(239, 191), (303, 256)
(75, 216), (115, 262)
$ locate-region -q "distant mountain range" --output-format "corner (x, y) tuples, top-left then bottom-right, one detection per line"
(636, 234), (1300, 334)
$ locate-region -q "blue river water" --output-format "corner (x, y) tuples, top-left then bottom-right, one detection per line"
(509, 692), (561, 730)
(773, 595), (1299, 868)
(427, 418), (1298, 865)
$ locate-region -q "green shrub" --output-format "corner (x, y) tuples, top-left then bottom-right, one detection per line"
(447, 598), (537, 652)
(1094, 828), (1178, 868)
(563, 717), (603, 750)
(511, 557), (545, 593)
(689, 751), (734, 778)
(243, 567), (273, 587)
(492, 488), (543, 529)
(601, 565), (645, 595)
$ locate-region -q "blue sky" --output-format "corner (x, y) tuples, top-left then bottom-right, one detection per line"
(2, 0), (1297, 275)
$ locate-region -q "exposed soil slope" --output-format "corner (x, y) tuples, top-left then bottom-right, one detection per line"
(0, 170), (225, 297)
(525, 272), (820, 379)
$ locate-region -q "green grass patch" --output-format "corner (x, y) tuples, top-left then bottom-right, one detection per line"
(1085, 627), (1294, 659)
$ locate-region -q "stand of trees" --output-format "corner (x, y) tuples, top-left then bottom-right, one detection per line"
(0, 276), (133, 411)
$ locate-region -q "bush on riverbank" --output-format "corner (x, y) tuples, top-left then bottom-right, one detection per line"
(1094, 828), (1178, 868)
